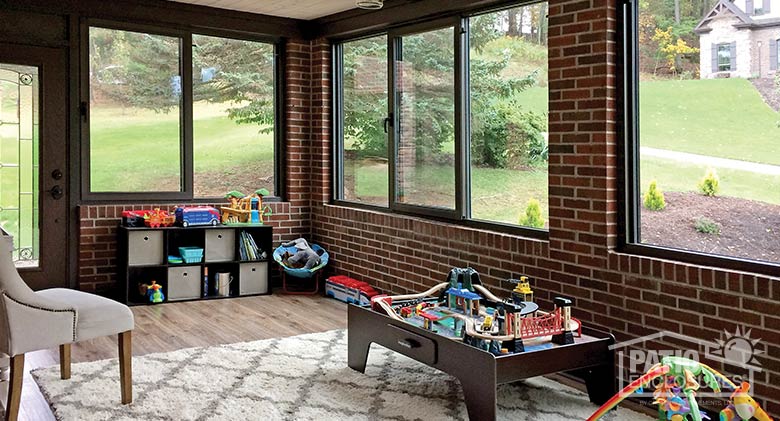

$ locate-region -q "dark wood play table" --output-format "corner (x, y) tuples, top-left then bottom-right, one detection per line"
(347, 303), (616, 421)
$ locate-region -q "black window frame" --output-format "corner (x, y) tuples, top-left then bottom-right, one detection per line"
(332, 2), (549, 239)
(620, 0), (780, 277)
(80, 19), (285, 203)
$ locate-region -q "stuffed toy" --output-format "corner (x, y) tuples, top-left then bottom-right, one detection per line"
(281, 238), (323, 270)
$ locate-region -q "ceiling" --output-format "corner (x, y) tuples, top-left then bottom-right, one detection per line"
(167, 0), (359, 20)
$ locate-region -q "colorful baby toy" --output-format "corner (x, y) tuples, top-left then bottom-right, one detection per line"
(587, 356), (774, 421)
(146, 280), (165, 303)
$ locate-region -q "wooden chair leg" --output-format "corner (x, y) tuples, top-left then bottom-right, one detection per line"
(6, 354), (24, 421)
(59, 344), (71, 380)
(118, 331), (132, 404)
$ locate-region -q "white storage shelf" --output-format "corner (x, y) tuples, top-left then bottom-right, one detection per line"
(118, 225), (273, 305)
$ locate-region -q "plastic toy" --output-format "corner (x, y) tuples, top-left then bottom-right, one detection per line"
(146, 280), (164, 303)
(174, 206), (220, 227)
(586, 356), (774, 421)
(221, 189), (271, 224)
(122, 210), (152, 227)
(144, 208), (175, 228)
(325, 275), (380, 305)
(370, 268), (581, 354)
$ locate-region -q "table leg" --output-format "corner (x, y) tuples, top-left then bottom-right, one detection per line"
(347, 328), (372, 373)
(458, 369), (497, 421)
(581, 363), (616, 406)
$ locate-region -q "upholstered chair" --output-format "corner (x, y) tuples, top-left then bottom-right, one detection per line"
(0, 227), (134, 420)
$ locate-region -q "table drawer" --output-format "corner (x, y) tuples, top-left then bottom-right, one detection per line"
(381, 324), (437, 365)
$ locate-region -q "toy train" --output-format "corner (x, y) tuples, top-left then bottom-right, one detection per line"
(325, 276), (379, 305)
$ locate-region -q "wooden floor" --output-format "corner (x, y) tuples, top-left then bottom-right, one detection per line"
(17, 294), (347, 421)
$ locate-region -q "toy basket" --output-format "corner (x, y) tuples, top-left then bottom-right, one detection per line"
(273, 243), (329, 294)
(178, 247), (204, 264)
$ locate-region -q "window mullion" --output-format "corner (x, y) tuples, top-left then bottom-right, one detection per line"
(457, 17), (470, 220)
(182, 33), (194, 198)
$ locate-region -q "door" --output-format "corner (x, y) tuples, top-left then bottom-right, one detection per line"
(0, 44), (68, 289)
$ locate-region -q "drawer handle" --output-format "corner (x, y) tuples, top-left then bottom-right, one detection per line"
(252, 268), (256, 272)
(397, 339), (421, 349)
(143, 236), (149, 241)
(183, 272), (188, 277)
(218, 234), (222, 239)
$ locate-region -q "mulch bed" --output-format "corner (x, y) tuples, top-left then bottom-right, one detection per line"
(640, 192), (780, 264)
(751, 78), (780, 112)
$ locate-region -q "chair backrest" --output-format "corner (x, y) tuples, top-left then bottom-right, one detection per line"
(0, 227), (36, 300)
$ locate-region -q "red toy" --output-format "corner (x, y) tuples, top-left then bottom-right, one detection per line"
(325, 276), (379, 305)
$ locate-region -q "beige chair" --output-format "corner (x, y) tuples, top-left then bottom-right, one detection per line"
(0, 227), (133, 420)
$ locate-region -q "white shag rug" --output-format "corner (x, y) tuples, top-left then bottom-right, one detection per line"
(32, 330), (651, 420)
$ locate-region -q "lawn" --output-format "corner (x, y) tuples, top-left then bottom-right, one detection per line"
(639, 78), (780, 165)
(89, 102), (274, 195)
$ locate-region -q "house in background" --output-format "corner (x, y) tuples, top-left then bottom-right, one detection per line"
(696, 0), (780, 78)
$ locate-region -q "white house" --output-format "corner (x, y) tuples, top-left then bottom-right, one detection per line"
(696, 0), (780, 78)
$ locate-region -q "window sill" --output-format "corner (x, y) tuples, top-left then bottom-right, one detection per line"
(619, 242), (780, 278)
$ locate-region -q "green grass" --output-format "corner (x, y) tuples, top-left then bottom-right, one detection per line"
(641, 157), (780, 204)
(89, 102), (274, 193)
(639, 78), (780, 165)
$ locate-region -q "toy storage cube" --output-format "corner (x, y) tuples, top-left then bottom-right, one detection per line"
(128, 231), (163, 266)
(239, 262), (268, 295)
(167, 266), (201, 301)
(205, 229), (235, 262)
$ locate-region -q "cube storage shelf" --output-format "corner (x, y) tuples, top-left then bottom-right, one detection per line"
(118, 225), (272, 305)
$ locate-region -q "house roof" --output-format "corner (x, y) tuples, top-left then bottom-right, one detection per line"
(695, 0), (754, 33)
(695, 0), (780, 33)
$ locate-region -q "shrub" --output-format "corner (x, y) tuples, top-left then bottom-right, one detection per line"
(643, 180), (666, 211)
(698, 168), (720, 196)
(694, 217), (721, 235)
(519, 198), (545, 228)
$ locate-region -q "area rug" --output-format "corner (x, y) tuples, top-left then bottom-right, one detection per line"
(33, 330), (651, 420)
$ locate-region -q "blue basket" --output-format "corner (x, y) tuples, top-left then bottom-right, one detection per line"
(178, 247), (204, 264)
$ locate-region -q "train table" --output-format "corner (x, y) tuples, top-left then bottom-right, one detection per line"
(346, 269), (617, 421)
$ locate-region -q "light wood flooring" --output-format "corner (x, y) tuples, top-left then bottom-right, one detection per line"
(17, 294), (347, 421)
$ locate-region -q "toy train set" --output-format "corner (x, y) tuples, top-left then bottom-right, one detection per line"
(370, 267), (581, 355)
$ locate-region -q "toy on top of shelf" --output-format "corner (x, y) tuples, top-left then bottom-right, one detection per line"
(122, 210), (153, 227)
(146, 280), (165, 303)
(174, 206), (220, 227)
(370, 268), (580, 355)
(587, 356), (775, 421)
(221, 189), (272, 224)
(144, 208), (175, 228)
(325, 275), (380, 305)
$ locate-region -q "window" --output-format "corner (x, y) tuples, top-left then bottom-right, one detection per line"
(717, 43), (732, 72)
(335, 3), (549, 232)
(338, 35), (389, 206)
(88, 27), (182, 192)
(192, 35), (276, 198)
(627, 0), (780, 270)
(86, 26), (279, 199)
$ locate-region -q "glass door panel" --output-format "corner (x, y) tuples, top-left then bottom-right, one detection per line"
(0, 64), (39, 267)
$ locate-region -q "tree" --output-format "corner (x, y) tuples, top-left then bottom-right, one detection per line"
(507, 9), (520, 37)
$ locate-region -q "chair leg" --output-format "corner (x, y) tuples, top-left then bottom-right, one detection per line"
(6, 354), (24, 421)
(59, 344), (71, 380)
(118, 331), (132, 404)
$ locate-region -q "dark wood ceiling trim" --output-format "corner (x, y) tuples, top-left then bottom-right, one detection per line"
(3, 0), (307, 39)
(306, 0), (521, 39)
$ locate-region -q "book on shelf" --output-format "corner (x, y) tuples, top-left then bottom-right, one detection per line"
(239, 231), (263, 261)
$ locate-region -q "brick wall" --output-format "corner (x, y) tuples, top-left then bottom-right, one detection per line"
(77, 39), (314, 294)
(308, 0), (780, 415)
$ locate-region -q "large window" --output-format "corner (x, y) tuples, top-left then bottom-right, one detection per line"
(86, 26), (278, 199)
(629, 0), (780, 270)
(335, 3), (549, 231)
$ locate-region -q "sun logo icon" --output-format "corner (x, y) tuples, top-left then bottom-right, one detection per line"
(711, 327), (763, 367)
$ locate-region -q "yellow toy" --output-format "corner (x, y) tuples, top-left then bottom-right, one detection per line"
(721, 382), (774, 421)
(221, 189), (270, 224)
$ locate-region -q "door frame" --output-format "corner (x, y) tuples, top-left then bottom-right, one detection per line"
(0, 43), (71, 289)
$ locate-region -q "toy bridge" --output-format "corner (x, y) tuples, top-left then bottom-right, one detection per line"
(515, 308), (581, 340)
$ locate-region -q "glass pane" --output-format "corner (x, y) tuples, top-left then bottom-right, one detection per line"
(89, 27), (182, 192)
(192, 34), (275, 198)
(638, 1), (780, 264)
(341, 35), (389, 206)
(395, 27), (456, 209)
(0, 63), (39, 267)
(469, 3), (549, 228)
